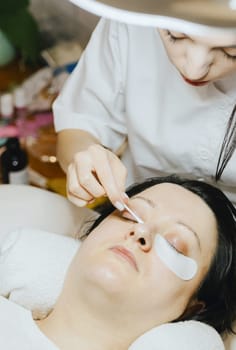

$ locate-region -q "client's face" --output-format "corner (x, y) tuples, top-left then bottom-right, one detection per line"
(70, 183), (217, 333)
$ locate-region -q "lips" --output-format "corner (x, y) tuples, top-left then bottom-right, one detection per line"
(110, 246), (138, 271)
(182, 75), (209, 86)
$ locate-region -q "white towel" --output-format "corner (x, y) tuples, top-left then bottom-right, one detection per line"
(129, 320), (225, 350)
(0, 228), (80, 319)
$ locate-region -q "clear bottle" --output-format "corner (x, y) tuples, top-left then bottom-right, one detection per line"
(1, 137), (29, 184)
(14, 87), (28, 141)
(0, 93), (14, 123)
(14, 87), (27, 118)
(0, 93), (14, 147)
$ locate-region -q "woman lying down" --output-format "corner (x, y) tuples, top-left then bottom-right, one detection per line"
(0, 175), (236, 350)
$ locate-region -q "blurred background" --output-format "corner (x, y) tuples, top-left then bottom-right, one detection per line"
(0, 0), (99, 201)
(30, 0), (98, 49)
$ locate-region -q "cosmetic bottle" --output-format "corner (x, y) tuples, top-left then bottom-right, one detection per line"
(0, 93), (14, 147)
(0, 93), (14, 124)
(1, 137), (29, 184)
(14, 87), (27, 119)
(14, 87), (28, 141)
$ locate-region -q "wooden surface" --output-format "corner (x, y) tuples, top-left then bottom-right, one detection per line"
(0, 59), (37, 92)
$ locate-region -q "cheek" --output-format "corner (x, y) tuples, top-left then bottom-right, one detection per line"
(212, 58), (236, 78)
(223, 61), (236, 75)
(158, 32), (181, 66)
(76, 225), (113, 262)
(76, 218), (129, 270)
(149, 254), (198, 305)
(149, 255), (184, 293)
(134, 258), (195, 321)
(85, 217), (123, 244)
(163, 44), (184, 69)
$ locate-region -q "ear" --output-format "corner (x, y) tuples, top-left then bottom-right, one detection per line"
(179, 299), (206, 320)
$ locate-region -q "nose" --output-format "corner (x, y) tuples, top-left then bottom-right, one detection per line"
(184, 44), (213, 81)
(126, 223), (153, 252)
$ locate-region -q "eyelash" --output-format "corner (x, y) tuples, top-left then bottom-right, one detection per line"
(223, 51), (236, 61)
(166, 30), (236, 61)
(165, 239), (183, 255)
(166, 30), (183, 43)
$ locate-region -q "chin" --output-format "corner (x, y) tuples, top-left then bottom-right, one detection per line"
(83, 261), (132, 296)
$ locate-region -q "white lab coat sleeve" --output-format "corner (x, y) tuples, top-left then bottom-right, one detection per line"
(53, 18), (127, 152)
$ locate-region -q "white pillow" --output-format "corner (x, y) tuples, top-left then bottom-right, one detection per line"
(0, 184), (95, 237)
(0, 228), (80, 319)
(129, 320), (224, 350)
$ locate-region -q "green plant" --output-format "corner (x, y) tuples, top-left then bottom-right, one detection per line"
(0, 0), (40, 63)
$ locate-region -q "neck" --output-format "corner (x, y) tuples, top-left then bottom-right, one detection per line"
(37, 289), (135, 350)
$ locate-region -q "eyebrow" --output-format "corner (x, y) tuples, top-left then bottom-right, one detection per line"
(134, 195), (156, 208)
(221, 44), (236, 48)
(133, 196), (201, 250)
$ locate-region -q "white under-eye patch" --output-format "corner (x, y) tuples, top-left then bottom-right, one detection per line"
(154, 234), (198, 281)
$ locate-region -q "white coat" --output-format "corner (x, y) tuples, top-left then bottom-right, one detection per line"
(53, 19), (236, 204)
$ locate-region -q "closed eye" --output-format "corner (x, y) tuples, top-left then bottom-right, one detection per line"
(166, 30), (187, 43)
(165, 239), (185, 256)
(222, 50), (236, 61)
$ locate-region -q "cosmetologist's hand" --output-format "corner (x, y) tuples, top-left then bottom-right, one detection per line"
(66, 144), (128, 210)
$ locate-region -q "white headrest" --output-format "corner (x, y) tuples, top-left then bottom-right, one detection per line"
(129, 321), (224, 350)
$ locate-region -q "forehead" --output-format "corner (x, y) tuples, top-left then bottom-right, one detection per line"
(136, 182), (202, 207)
(135, 182), (216, 235)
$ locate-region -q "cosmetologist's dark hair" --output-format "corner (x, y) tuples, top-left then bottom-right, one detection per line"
(87, 175), (236, 334)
